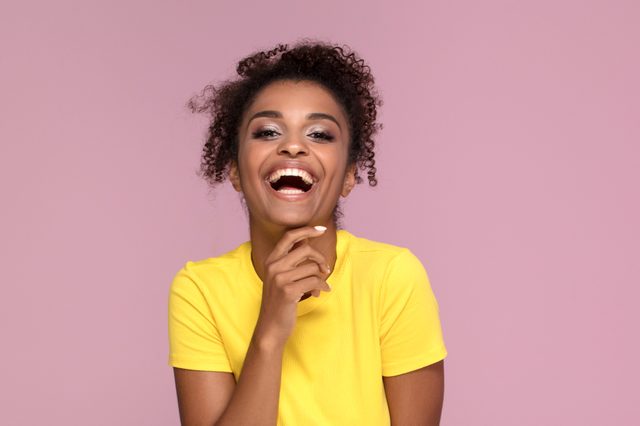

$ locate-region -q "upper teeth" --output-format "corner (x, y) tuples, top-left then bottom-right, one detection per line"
(267, 168), (315, 185)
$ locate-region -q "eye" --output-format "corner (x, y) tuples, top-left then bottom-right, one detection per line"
(252, 129), (280, 139)
(308, 131), (335, 142)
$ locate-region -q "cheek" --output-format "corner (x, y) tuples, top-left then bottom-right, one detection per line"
(237, 144), (268, 179)
(323, 150), (349, 180)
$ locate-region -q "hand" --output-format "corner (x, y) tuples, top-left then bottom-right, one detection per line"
(253, 226), (332, 347)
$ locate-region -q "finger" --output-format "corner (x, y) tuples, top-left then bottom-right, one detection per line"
(290, 237), (309, 252)
(282, 243), (331, 273)
(268, 226), (327, 263)
(291, 276), (332, 295)
(279, 262), (328, 283)
(300, 289), (321, 301)
(269, 238), (329, 272)
(298, 290), (319, 301)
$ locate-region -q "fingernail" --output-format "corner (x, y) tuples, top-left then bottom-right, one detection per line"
(314, 225), (327, 232)
(326, 265), (331, 273)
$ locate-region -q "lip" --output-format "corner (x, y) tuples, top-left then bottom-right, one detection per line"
(264, 177), (318, 202)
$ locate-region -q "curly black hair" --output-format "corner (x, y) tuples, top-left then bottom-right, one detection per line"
(188, 39), (383, 227)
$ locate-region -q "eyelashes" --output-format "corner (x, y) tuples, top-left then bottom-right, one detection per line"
(308, 131), (335, 142)
(251, 129), (279, 139)
(251, 128), (335, 142)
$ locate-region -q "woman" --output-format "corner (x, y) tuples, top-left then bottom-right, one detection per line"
(168, 40), (448, 425)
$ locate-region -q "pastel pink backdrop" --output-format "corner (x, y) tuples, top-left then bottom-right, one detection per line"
(1, 1), (638, 425)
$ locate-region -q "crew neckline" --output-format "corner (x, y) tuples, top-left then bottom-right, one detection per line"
(241, 229), (352, 316)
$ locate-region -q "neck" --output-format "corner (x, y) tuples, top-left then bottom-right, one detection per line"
(248, 218), (338, 283)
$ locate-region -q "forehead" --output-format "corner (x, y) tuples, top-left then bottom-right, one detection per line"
(245, 80), (346, 119)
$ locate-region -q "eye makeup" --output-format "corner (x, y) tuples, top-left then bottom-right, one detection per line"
(251, 128), (280, 139)
(250, 127), (336, 142)
(307, 130), (335, 141)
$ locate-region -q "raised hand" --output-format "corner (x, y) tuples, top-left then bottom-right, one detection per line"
(253, 225), (332, 346)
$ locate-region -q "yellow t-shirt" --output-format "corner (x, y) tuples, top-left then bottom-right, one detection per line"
(168, 229), (447, 425)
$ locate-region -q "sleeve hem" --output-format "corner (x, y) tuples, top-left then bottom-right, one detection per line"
(381, 346), (448, 377)
(169, 355), (233, 373)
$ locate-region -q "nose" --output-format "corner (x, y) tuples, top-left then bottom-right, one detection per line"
(277, 135), (309, 157)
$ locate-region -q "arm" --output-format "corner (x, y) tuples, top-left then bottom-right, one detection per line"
(173, 333), (285, 426)
(383, 360), (445, 426)
(214, 334), (285, 426)
(170, 227), (331, 425)
(379, 249), (448, 425)
(173, 369), (235, 426)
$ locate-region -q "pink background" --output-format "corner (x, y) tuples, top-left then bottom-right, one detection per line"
(2, 1), (638, 424)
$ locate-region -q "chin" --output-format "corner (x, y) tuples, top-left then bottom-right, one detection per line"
(267, 211), (320, 228)
(271, 217), (313, 228)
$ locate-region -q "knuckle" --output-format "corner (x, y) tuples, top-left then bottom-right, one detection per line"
(300, 244), (314, 255)
(303, 245), (324, 263)
(310, 265), (325, 279)
(273, 273), (287, 287)
(265, 262), (276, 275)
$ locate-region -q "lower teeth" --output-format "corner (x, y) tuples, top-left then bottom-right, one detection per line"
(278, 188), (304, 194)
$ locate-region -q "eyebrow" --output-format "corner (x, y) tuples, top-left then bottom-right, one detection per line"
(247, 110), (342, 130)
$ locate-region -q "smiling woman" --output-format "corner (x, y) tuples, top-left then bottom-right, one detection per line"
(168, 40), (448, 426)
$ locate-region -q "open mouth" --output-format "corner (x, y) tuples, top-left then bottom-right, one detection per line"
(269, 175), (314, 194)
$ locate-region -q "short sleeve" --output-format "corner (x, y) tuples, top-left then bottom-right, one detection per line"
(167, 262), (233, 372)
(379, 249), (447, 377)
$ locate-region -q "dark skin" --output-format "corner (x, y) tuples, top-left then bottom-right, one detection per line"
(382, 361), (445, 425)
(251, 227), (337, 301)
(228, 80), (356, 294)
(174, 79), (444, 425)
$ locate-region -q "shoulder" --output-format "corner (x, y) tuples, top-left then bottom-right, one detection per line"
(340, 230), (427, 287)
(342, 229), (408, 259)
(170, 241), (251, 293)
(341, 229), (419, 269)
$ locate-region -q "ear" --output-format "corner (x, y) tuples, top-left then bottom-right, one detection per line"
(228, 160), (243, 193)
(341, 163), (356, 197)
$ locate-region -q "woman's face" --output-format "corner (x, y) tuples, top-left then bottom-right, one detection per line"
(229, 79), (356, 230)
